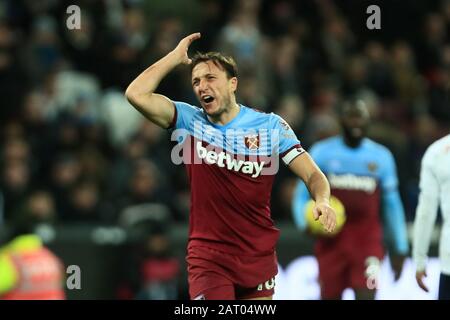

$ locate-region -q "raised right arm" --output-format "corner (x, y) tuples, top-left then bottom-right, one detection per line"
(125, 32), (201, 128)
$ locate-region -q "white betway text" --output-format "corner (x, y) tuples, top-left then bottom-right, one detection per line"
(170, 126), (281, 177)
(196, 142), (265, 178)
(328, 173), (377, 193)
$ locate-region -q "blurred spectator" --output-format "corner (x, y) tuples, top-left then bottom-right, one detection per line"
(217, 0), (270, 109)
(0, 22), (30, 124)
(365, 41), (395, 98)
(77, 144), (109, 186)
(51, 117), (80, 152)
(320, 15), (355, 73)
(117, 204), (181, 300)
(427, 44), (450, 122)
(41, 70), (100, 122)
(218, 0), (263, 70)
(274, 94), (305, 133)
(101, 7), (148, 90)
(303, 112), (340, 148)
(270, 36), (302, 97)
(134, 226), (180, 300)
(0, 161), (31, 222)
(115, 159), (173, 222)
(194, 0), (229, 52)
(416, 12), (447, 75)
(261, 0), (297, 37)
(60, 8), (104, 75)
(135, 121), (172, 171)
(14, 190), (57, 228)
(0, 206), (65, 300)
(100, 89), (144, 148)
(107, 136), (149, 199)
(66, 180), (104, 223)
(2, 138), (31, 165)
(341, 54), (369, 97)
(22, 15), (63, 83)
(21, 91), (53, 160)
(444, 0), (450, 19)
(123, 225), (180, 300)
(49, 153), (81, 219)
(143, 15), (192, 102)
(390, 41), (426, 108)
(1, 121), (26, 142)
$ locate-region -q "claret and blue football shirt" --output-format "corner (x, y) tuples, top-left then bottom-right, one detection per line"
(170, 101), (304, 256)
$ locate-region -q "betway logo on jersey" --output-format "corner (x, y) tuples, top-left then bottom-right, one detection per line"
(170, 127), (281, 175)
(328, 173), (377, 193)
(196, 142), (265, 178)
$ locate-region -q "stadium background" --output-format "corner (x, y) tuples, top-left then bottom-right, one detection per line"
(0, 0), (448, 299)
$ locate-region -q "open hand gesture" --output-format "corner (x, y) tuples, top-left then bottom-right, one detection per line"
(172, 32), (201, 65)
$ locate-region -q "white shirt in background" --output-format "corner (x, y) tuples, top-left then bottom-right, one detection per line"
(413, 134), (450, 275)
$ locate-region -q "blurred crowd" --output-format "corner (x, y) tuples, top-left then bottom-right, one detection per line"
(0, 0), (449, 230)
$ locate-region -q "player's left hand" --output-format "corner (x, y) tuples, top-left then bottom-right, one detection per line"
(390, 254), (406, 281)
(313, 201), (337, 233)
(416, 269), (429, 292)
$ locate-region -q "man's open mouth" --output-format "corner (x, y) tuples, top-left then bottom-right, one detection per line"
(202, 95), (215, 104)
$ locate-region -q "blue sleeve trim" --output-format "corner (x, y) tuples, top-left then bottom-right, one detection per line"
(383, 190), (409, 254)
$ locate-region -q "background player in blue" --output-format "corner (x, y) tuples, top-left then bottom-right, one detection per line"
(125, 32), (336, 299)
(292, 100), (409, 300)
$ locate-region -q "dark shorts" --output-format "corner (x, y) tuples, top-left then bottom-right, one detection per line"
(439, 273), (450, 300)
(316, 242), (384, 299)
(186, 246), (277, 300)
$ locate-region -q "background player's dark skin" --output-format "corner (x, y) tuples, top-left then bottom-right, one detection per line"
(339, 101), (406, 299)
(340, 101), (370, 149)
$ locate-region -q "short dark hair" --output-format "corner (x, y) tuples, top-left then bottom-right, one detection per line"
(190, 52), (238, 79)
